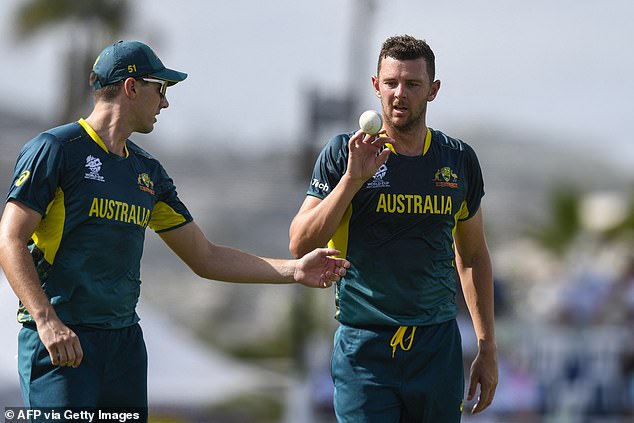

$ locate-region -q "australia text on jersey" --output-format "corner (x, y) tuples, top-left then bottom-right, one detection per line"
(375, 193), (453, 215)
(88, 197), (151, 227)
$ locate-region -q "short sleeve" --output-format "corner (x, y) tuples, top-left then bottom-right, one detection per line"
(307, 134), (350, 199)
(461, 143), (485, 221)
(6, 134), (64, 216)
(148, 164), (193, 233)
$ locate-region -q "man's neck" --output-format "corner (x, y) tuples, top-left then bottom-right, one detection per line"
(84, 105), (131, 157)
(385, 124), (429, 157)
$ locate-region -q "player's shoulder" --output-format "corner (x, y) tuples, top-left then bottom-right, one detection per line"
(126, 140), (159, 162)
(327, 132), (353, 149)
(45, 121), (84, 139)
(22, 122), (84, 153)
(430, 128), (477, 156)
(318, 132), (353, 162)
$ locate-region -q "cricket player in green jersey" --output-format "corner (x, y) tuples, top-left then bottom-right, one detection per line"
(0, 40), (349, 420)
(289, 35), (497, 422)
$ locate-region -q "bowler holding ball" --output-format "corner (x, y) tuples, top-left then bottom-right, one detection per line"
(289, 35), (497, 422)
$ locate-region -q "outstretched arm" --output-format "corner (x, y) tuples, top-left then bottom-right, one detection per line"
(454, 208), (498, 414)
(0, 201), (83, 368)
(159, 221), (349, 288)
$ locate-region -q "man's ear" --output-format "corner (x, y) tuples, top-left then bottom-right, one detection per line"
(428, 79), (441, 101)
(372, 75), (381, 98)
(122, 77), (138, 99)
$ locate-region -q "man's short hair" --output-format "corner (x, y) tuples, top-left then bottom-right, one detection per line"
(89, 71), (122, 101)
(377, 35), (436, 81)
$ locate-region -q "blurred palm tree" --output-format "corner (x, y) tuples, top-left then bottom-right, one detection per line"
(528, 185), (583, 255)
(13, 0), (129, 122)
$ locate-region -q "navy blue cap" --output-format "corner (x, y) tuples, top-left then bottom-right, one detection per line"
(92, 40), (187, 89)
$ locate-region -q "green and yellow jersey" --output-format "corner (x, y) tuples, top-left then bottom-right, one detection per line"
(307, 128), (485, 327)
(6, 119), (193, 329)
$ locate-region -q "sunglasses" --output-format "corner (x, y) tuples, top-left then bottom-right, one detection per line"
(140, 77), (168, 97)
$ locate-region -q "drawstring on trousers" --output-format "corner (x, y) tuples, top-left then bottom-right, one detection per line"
(390, 326), (417, 358)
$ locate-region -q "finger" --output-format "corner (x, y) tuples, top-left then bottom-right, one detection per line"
(472, 394), (491, 414)
(326, 269), (341, 282)
(321, 248), (341, 257)
(362, 133), (376, 143)
(473, 383), (495, 413)
(369, 134), (387, 145)
(377, 146), (391, 162)
(321, 274), (333, 288)
(63, 340), (79, 367)
(471, 396), (481, 414)
(336, 258), (350, 268)
(56, 346), (69, 367)
(362, 135), (386, 152)
(48, 347), (59, 366)
(350, 130), (366, 142)
(71, 338), (84, 368)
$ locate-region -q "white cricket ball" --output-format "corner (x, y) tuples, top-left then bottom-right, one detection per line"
(358, 110), (383, 135)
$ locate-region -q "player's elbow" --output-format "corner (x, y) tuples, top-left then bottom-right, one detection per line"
(0, 233), (20, 268)
(289, 231), (317, 259)
(289, 223), (306, 258)
(288, 238), (305, 259)
(289, 216), (328, 258)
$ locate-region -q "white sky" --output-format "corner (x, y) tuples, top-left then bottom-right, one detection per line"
(1, 0), (632, 167)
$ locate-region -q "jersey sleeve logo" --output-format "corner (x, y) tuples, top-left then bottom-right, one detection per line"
(310, 178), (330, 192)
(84, 155), (105, 182)
(15, 170), (31, 187)
(433, 167), (458, 188)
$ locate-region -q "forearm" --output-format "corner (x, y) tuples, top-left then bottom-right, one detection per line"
(289, 174), (364, 257)
(0, 239), (56, 324)
(458, 253), (496, 347)
(195, 243), (298, 284)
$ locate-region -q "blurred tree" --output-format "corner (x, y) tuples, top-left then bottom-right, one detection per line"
(605, 190), (634, 242)
(13, 0), (129, 123)
(528, 185), (583, 255)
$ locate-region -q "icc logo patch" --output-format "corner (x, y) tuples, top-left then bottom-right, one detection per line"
(84, 155), (105, 182)
(365, 163), (390, 189)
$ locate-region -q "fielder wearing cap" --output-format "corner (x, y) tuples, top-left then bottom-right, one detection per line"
(0, 39), (350, 420)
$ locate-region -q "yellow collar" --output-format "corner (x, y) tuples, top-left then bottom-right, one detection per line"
(384, 128), (432, 156)
(78, 118), (129, 158)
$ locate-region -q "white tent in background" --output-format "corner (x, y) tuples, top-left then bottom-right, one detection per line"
(140, 301), (289, 408)
(0, 279), (21, 406)
(0, 274), (288, 410)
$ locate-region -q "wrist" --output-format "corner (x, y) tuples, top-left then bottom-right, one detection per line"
(31, 304), (57, 326)
(477, 339), (498, 354)
(340, 173), (367, 191)
(291, 258), (301, 284)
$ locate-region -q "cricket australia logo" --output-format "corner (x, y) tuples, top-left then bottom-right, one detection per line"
(84, 155), (105, 182)
(365, 163), (390, 189)
(433, 166), (458, 188)
(138, 173), (155, 195)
